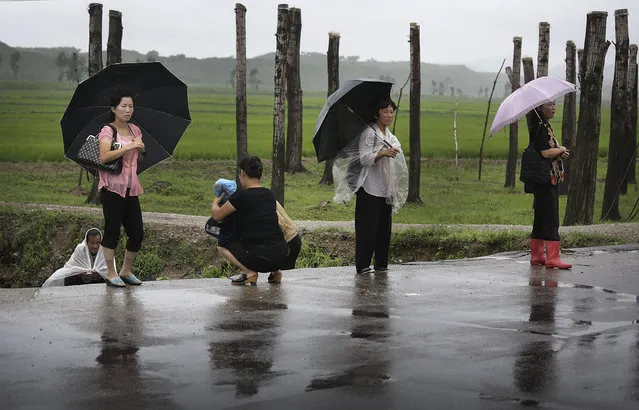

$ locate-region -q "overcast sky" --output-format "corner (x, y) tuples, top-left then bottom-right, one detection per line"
(0, 0), (637, 71)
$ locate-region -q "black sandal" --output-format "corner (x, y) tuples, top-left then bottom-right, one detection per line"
(231, 273), (257, 286)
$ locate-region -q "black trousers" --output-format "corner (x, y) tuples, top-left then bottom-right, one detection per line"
(281, 233), (302, 270)
(531, 184), (560, 241)
(355, 189), (392, 272)
(100, 188), (144, 251)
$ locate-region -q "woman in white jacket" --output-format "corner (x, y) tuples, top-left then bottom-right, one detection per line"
(354, 98), (405, 274)
(42, 228), (112, 287)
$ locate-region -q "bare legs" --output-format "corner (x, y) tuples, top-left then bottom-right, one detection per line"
(217, 246), (258, 278)
(120, 250), (138, 277)
(102, 247), (118, 280)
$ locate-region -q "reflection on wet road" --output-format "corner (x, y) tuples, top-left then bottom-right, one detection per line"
(1, 245), (638, 409)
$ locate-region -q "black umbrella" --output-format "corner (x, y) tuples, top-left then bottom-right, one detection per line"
(312, 78), (393, 162)
(61, 62), (191, 174)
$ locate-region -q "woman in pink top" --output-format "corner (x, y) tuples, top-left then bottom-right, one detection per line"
(97, 87), (146, 287)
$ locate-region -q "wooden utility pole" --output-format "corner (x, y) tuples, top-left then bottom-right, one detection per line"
(88, 3), (103, 76)
(522, 57), (536, 134)
(624, 44), (638, 188)
(407, 22), (422, 204)
(577, 49), (585, 86)
(537, 22), (550, 77)
(271, 4), (289, 205)
(319, 32), (340, 185)
(602, 9), (629, 221)
(235, 3), (248, 180)
(559, 40), (577, 196)
(106, 10), (122, 66)
(505, 36), (522, 188)
(285, 7), (305, 173)
(522, 57), (535, 83)
(564, 11), (610, 226)
(86, 3), (104, 205)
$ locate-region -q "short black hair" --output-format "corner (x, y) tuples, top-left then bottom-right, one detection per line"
(109, 86), (134, 121)
(238, 155), (263, 179)
(375, 97), (397, 111)
(85, 228), (101, 242)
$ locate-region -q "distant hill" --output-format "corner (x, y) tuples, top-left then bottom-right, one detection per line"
(0, 41), (513, 96)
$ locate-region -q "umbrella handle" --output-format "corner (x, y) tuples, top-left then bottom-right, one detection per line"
(345, 105), (394, 148)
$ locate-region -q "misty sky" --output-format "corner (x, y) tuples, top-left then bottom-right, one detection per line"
(0, 0), (637, 71)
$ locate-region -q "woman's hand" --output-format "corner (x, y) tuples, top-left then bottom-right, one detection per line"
(384, 147), (400, 157)
(127, 139), (145, 152)
(212, 193), (237, 221)
(375, 147), (400, 162)
(212, 193), (225, 208)
(558, 146), (570, 159)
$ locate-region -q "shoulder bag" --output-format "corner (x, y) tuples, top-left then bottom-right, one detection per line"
(76, 124), (123, 174)
(520, 143), (552, 188)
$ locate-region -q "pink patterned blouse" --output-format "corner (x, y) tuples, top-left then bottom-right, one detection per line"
(97, 123), (144, 198)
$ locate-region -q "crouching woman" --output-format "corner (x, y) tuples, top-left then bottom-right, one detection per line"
(211, 156), (289, 285)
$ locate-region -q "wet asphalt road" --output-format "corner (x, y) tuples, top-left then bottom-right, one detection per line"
(1, 245), (638, 409)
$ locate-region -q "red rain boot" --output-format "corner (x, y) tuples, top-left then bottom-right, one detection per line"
(545, 241), (572, 269)
(530, 238), (546, 265)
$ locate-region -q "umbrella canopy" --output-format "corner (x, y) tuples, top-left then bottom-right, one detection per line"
(61, 62), (191, 174)
(313, 78), (393, 162)
(489, 76), (576, 136)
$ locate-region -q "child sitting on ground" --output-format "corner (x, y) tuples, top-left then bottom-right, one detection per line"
(42, 228), (111, 287)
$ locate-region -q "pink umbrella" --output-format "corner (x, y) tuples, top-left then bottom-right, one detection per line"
(489, 77), (577, 136)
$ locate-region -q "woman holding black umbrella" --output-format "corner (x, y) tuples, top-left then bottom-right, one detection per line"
(97, 87), (146, 287)
(355, 98), (402, 274)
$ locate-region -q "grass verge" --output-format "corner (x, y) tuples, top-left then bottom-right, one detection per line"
(0, 206), (625, 289)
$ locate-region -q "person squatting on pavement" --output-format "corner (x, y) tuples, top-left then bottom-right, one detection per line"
(211, 156), (291, 285)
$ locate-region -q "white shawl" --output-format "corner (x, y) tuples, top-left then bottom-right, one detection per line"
(41, 229), (112, 287)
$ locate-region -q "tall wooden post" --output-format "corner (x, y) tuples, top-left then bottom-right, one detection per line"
(235, 3), (248, 180)
(564, 11), (610, 226)
(522, 57), (536, 134)
(577, 48), (585, 86)
(106, 10), (122, 66)
(88, 3), (103, 76)
(86, 3), (104, 205)
(285, 7), (305, 173)
(505, 37), (522, 188)
(602, 9), (629, 221)
(559, 40), (577, 196)
(624, 44), (638, 187)
(522, 58), (535, 83)
(319, 32), (340, 185)
(407, 23), (422, 204)
(537, 22), (550, 77)
(271, 4), (289, 205)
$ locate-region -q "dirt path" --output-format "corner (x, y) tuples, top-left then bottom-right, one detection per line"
(4, 202), (638, 243)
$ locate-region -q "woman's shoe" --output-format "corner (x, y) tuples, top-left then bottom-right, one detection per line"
(356, 267), (373, 274)
(530, 238), (546, 265)
(268, 271), (282, 284)
(105, 276), (126, 287)
(120, 274), (142, 286)
(231, 273), (257, 286)
(374, 266), (389, 273)
(545, 240), (572, 269)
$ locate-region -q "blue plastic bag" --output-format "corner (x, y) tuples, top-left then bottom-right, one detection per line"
(213, 178), (237, 204)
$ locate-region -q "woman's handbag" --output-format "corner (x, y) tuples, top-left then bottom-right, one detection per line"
(520, 144), (552, 187)
(76, 124), (122, 174)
